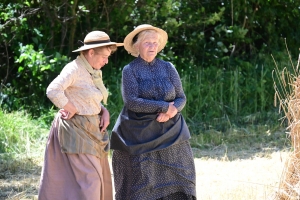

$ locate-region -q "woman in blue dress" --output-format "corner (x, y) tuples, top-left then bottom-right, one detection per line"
(111, 24), (196, 200)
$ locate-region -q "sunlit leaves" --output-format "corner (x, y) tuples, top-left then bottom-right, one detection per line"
(0, 0), (299, 128)
(206, 7), (225, 25)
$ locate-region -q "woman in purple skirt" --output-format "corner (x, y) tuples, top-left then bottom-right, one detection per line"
(38, 31), (123, 200)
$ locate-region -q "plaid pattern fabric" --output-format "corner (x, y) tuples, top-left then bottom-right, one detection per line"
(57, 114), (110, 158)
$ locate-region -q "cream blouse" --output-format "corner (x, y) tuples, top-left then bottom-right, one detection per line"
(46, 56), (103, 115)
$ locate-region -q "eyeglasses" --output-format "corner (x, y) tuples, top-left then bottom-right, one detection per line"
(143, 42), (159, 47)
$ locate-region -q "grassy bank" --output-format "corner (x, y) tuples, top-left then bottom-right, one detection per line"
(0, 109), (48, 175)
(0, 109), (289, 156)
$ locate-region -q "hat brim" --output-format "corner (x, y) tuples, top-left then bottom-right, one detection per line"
(72, 42), (124, 52)
(124, 25), (168, 57)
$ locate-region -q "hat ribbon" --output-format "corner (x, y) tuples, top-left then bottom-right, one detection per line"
(85, 39), (111, 45)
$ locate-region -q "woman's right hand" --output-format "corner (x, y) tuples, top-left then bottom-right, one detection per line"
(59, 109), (73, 119)
(60, 101), (77, 119)
(156, 113), (170, 123)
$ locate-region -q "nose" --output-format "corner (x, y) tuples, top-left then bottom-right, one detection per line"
(104, 58), (108, 64)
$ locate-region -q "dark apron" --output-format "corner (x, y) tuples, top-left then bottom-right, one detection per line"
(110, 106), (191, 155)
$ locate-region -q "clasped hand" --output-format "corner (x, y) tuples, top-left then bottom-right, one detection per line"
(156, 102), (177, 123)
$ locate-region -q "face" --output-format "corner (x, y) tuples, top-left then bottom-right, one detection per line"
(137, 33), (159, 62)
(86, 47), (111, 70)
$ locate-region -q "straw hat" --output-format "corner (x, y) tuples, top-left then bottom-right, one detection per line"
(72, 31), (123, 52)
(124, 24), (168, 57)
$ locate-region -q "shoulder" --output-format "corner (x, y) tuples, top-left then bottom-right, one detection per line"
(156, 58), (175, 68)
(122, 58), (139, 73)
(59, 59), (83, 79)
(123, 64), (131, 73)
(62, 59), (79, 72)
(156, 59), (177, 74)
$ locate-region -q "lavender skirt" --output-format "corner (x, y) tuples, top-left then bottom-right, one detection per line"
(38, 115), (113, 200)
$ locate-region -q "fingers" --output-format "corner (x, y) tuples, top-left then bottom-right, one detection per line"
(100, 117), (109, 133)
(99, 117), (104, 128)
(59, 109), (72, 119)
(99, 109), (110, 133)
(100, 122), (109, 133)
(156, 113), (170, 122)
(62, 101), (77, 118)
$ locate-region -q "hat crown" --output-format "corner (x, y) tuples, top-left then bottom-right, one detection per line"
(134, 24), (153, 31)
(84, 31), (110, 43)
(72, 30), (123, 52)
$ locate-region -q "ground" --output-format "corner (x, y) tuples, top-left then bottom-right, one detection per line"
(0, 147), (289, 200)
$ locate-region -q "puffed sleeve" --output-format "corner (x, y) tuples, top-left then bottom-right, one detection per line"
(121, 65), (169, 113)
(46, 62), (78, 108)
(168, 62), (186, 112)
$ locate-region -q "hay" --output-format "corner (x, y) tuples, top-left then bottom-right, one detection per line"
(272, 50), (300, 199)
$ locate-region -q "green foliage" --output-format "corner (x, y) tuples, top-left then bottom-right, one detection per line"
(0, 0), (299, 133)
(1, 43), (69, 117)
(102, 58), (125, 130)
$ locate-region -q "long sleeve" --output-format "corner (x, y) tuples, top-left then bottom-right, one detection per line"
(121, 57), (186, 114)
(46, 62), (77, 109)
(46, 58), (103, 115)
(168, 63), (186, 112)
(122, 64), (169, 113)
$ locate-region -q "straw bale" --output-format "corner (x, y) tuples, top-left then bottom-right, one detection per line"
(273, 75), (300, 199)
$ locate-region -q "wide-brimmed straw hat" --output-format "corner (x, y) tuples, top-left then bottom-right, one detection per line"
(72, 31), (123, 52)
(124, 24), (168, 57)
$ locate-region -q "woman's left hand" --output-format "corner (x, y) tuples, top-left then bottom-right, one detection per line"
(99, 106), (110, 133)
(166, 102), (178, 118)
(156, 113), (170, 123)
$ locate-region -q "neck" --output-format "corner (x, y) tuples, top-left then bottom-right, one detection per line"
(140, 56), (154, 63)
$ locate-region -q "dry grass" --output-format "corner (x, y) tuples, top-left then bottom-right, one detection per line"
(0, 148), (290, 200)
(272, 51), (300, 199)
(0, 154), (43, 200)
(194, 149), (289, 200)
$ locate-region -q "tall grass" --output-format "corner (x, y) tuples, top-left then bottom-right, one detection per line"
(0, 109), (48, 155)
(178, 56), (290, 151)
(0, 109), (48, 173)
(181, 63), (280, 123)
(0, 110), (49, 199)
